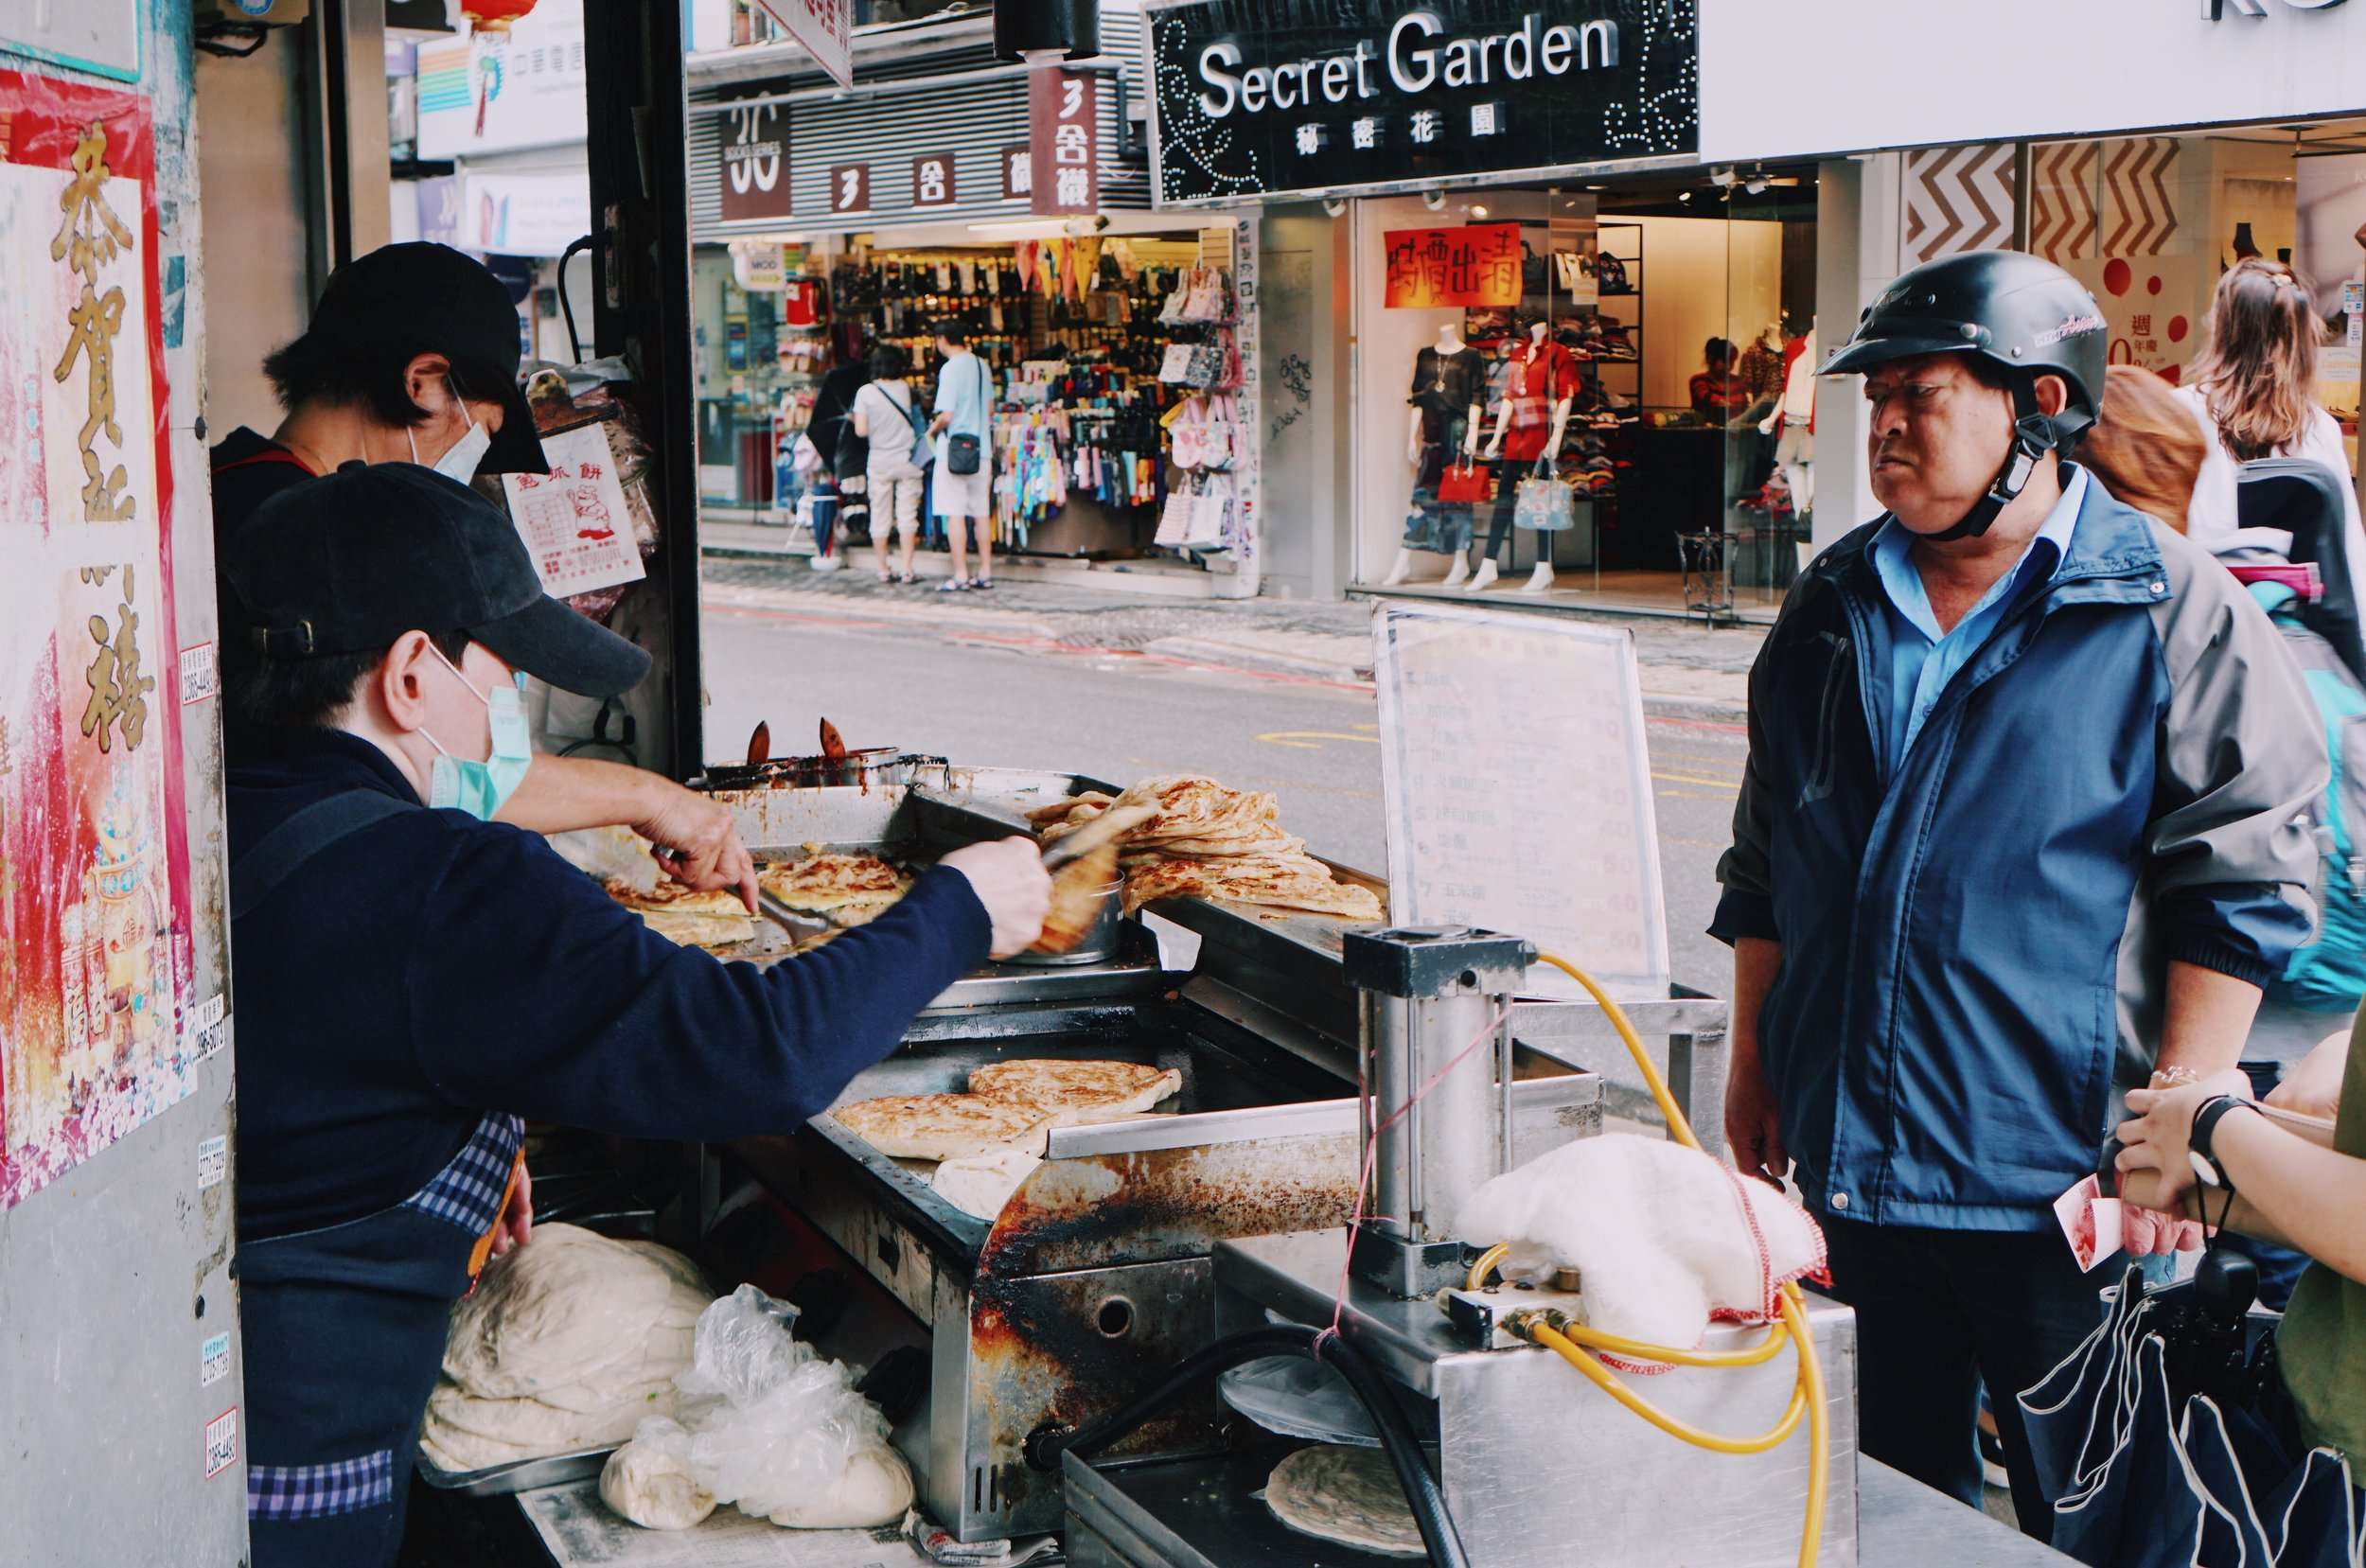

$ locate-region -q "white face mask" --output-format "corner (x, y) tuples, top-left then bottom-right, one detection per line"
(410, 378), (492, 482)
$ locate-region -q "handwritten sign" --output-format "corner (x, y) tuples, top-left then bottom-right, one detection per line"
(1383, 222), (1524, 309)
(1374, 601), (1669, 1000)
(499, 423), (645, 599)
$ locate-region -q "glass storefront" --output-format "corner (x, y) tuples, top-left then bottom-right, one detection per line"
(1351, 167), (1818, 621)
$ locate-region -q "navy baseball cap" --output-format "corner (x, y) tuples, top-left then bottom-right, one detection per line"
(309, 241), (548, 476)
(228, 461), (650, 698)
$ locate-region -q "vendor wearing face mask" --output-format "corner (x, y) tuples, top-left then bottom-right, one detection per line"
(210, 240), (760, 907)
(222, 462), (1050, 1568)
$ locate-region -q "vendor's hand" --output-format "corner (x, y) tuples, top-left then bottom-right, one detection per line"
(938, 837), (1051, 959)
(1757, 417), (1775, 436)
(1482, 436), (1503, 460)
(636, 780), (759, 912)
(2115, 1069), (2255, 1211)
(491, 1163), (533, 1259)
(1723, 1048), (1790, 1189)
(2265, 1027), (2351, 1121)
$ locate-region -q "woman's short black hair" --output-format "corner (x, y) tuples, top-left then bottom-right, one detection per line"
(260, 328), (514, 429)
(869, 343), (909, 379)
(231, 627), (473, 732)
(1704, 336), (1735, 364)
(935, 321), (971, 348)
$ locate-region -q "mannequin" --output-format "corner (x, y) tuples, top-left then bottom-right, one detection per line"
(1477, 313), (1576, 594)
(1381, 324), (1492, 588)
(1757, 319), (1816, 525)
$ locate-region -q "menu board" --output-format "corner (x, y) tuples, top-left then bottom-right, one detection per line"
(1374, 601), (1669, 1001)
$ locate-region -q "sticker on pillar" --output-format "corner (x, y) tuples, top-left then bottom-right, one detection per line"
(201, 1331), (232, 1388)
(192, 991), (226, 1059)
(179, 641), (215, 705)
(197, 1133), (227, 1190)
(204, 1407), (238, 1479)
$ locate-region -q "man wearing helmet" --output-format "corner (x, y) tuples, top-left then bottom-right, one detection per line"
(1711, 250), (2325, 1535)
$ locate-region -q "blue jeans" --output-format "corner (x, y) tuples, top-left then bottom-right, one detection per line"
(1813, 1213), (2112, 1542)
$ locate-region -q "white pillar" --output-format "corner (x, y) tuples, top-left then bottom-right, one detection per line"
(1811, 152), (1908, 553)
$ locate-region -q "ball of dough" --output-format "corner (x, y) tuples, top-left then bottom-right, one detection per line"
(600, 1422), (716, 1531)
(763, 1440), (913, 1529)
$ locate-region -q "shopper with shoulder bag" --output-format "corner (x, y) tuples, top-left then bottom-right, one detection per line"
(852, 344), (930, 584)
(926, 323), (996, 591)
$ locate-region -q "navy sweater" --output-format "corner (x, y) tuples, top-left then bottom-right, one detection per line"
(226, 728), (990, 1241)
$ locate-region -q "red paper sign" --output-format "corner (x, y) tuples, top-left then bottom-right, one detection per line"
(1028, 69), (1098, 217)
(1384, 223), (1524, 308)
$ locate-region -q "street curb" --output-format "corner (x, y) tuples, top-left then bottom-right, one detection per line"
(1641, 694), (1750, 726)
(702, 587), (1058, 642)
(1140, 635), (1372, 687)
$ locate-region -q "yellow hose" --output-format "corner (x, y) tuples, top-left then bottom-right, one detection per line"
(1522, 952), (1827, 1568)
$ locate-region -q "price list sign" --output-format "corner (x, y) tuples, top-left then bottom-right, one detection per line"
(1373, 601), (1669, 1000)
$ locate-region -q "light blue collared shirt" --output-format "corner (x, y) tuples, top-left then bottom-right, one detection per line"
(1866, 464), (2088, 772)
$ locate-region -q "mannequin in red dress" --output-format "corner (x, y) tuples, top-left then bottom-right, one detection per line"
(1476, 313), (1579, 593)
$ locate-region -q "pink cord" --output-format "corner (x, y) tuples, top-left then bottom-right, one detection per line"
(1323, 1005), (1513, 1346)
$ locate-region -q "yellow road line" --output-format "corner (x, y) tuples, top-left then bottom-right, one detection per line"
(1255, 730), (1385, 749)
(1652, 771), (1740, 790)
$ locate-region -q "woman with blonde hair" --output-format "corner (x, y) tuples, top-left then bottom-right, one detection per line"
(2078, 364), (2209, 533)
(2176, 256), (2366, 603)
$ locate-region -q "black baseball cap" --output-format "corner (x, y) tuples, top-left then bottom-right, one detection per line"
(309, 241), (548, 475)
(228, 461), (651, 698)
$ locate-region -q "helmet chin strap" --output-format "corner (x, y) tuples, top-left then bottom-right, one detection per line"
(1927, 378), (2059, 543)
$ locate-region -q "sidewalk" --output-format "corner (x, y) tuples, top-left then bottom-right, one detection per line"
(700, 550), (1762, 721)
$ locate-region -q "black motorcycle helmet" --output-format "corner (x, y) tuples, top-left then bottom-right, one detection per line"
(1823, 250), (2109, 540)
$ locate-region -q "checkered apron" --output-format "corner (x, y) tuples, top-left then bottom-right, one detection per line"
(239, 1111), (523, 1568)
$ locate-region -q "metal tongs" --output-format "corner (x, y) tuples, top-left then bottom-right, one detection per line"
(1037, 802), (1157, 873)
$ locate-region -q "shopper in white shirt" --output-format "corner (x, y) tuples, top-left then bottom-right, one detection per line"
(2174, 256), (2366, 610)
(851, 344), (930, 585)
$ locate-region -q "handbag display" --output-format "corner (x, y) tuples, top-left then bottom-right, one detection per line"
(1187, 472), (1234, 548)
(1437, 458), (1492, 505)
(1513, 457), (1579, 532)
(1156, 474), (1199, 545)
(1157, 342), (1197, 383)
(1168, 396), (1211, 471)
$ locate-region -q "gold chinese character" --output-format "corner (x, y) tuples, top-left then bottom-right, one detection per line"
(80, 580), (153, 754)
(50, 121), (137, 524)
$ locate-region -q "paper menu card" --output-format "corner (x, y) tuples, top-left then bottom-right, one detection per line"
(499, 421), (646, 598)
(1373, 601), (1670, 1001)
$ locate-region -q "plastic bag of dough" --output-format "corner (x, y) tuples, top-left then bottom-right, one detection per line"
(669, 1284), (914, 1529)
(601, 1418), (715, 1530)
(1452, 1134), (1827, 1362)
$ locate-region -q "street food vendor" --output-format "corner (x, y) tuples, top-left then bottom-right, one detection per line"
(221, 460), (1051, 1568)
(211, 240), (760, 904)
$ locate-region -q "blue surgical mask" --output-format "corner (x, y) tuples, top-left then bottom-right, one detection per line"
(410, 378), (493, 482)
(420, 648), (532, 819)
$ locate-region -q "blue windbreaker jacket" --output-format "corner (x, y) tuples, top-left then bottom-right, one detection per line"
(1712, 473), (2323, 1231)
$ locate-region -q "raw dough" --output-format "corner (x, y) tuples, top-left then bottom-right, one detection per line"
(1264, 1444), (1425, 1559)
(762, 1440), (914, 1529)
(599, 1419), (716, 1530)
(423, 1224), (712, 1473)
(967, 1058), (1182, 1126)
(830, 1093), (1051, 1160)
(930, 1148), (1043, 1220)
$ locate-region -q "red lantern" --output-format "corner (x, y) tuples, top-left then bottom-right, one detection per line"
(462, 0), (539, 34)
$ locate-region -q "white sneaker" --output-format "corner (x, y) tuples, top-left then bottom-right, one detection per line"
(1462, 559), (1499, 593)
(1440, 556), (1472, 588)
(1519, 563), (1555, 594)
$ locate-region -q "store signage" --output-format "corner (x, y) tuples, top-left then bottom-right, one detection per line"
(827, 161), (871, 216)
(1149, 0), (1697, 203)
(912, 150), (958, 208)
(1028, 68), (1100, 216)
(1001, 145), (1032, 202)
(1384, 223), (1524, 307)
(415, 0), (587, 160)
(751, 0), (854, 91)
(719, 97), (791, 222)
(2201, 0), (2345, 14)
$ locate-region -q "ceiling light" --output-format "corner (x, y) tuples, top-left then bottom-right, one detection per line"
(1710, 167), (1739, 187)
(1322, 197), (1348, 218)
(1469, 203), (1490, 219)
(1422, 187), (1447, 211)
(1679, 190), (1692, 203)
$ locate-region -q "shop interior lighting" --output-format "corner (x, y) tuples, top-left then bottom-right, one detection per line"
(965, 218), (1104, 238)
(1469, 203), (1490, 218)
(1323, 197), (1348, 217)
(1422, 187), (1448, 211)
(1710, 167), (1739, 187)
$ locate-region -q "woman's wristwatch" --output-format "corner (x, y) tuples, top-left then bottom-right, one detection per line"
(2187, 1096), (2260, 1190)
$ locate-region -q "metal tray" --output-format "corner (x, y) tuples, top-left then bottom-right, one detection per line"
(415, 1443), (616, 1499)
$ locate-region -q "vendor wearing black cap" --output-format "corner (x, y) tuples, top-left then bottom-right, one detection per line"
(223, 462), (1050, 1568)
(211, 240), (758, 902)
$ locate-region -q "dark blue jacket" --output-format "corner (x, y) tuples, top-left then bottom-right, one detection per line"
(1712, 475), (2322, 1231)
(227, 728), (990, 1241)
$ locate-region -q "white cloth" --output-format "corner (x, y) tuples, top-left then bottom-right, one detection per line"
(1452, 1134), (1827, 1355)
(2174, 383), (2366, 612)
(931, 462), (991, 521)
